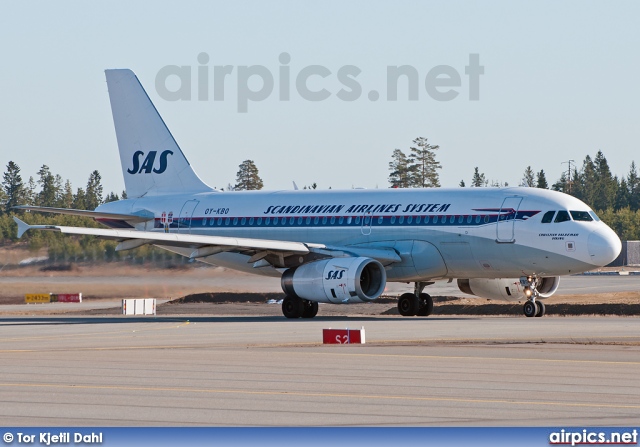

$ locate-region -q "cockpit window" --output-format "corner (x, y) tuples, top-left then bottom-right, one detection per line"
(541, 211), (555, 223)
(570, 211), (593, 222)
(554, 210), (571, 223)
(589, 211), (601, 222)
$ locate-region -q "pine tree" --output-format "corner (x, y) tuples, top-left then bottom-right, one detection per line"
(408, 137), (441, 187)
(54, 174), (64, 207)
(615, 177), (630, 210)
(471, 167), (486, 187)
(551, 172), (568, 193)
(234, 160), (264, 190)
(521, 166), (535, 187)
(459, 179), (465, 187)
(536, 170), (548, 189)
(626, 161), (639, 211)
(592, 151), (617, 210)
(572, 156), (596, 206)
(85, 170), (104, 210)
(73, 187), (86, 210)
(388, 149), (412, 188)
(36, 165), (58, 207)
(104, 192), (120, 203)
(2, 161), (27, 213)
(26, 176), (37, 206)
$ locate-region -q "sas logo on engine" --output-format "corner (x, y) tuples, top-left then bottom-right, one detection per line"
(127, 150), (173, 174)
(325, 269), (346, 280)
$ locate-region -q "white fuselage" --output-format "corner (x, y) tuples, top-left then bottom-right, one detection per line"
(97, 186), (621, 282)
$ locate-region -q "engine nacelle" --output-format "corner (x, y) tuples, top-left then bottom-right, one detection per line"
(281, 257), (386, 304)
(457, 277), (560, 302)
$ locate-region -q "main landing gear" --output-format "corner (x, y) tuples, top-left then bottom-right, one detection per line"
(282, 295), (318, 319)
(521, 276), (546, 318)
(398, 282), (434, 317)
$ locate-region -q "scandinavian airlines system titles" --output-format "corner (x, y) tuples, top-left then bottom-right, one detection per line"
(262, 203), (452, 215)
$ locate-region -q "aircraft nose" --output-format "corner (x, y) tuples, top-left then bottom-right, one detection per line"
(587, 228), (622, 267)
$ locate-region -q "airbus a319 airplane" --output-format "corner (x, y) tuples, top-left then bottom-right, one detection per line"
(14, 69), (622, 319)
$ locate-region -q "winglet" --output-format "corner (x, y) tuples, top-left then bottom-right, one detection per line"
(13, 217), (31, 238)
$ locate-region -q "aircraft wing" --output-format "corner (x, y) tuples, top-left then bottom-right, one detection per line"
(13, 217), (401, 267)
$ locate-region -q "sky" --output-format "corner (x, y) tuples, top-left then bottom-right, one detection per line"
(1, 1), (639, 197)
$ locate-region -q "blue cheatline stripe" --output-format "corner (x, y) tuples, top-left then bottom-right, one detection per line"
(150, 211), (541, 230)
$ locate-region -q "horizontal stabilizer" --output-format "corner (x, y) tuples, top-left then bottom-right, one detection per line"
(13, 205), (154, 223)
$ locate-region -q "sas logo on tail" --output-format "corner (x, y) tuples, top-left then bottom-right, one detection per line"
(127, 150), (173, 174)
(325, 270), (345, 280)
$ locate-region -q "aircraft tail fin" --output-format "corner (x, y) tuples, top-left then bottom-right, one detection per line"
(105, 69), (213, 198)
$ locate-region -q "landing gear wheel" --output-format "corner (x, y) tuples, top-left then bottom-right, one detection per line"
(282, 295), (304, 319)
(535, 301), (546, 317)
(301, 300), (319, 319)
(416, 293), (434, 317)
(398, 293), (419, 316)
(523, 300), (538, 318)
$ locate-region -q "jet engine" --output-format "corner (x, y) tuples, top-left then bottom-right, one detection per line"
(281, 257), (386, 304)
(457, 277), (560, 302)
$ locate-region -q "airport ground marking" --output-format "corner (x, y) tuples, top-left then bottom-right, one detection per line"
(0, 382), (639, 411)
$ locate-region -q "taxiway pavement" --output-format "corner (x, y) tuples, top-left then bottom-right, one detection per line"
(0, 315), (638, 426)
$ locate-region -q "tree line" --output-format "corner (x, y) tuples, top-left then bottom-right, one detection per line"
(388, 139), (640, 240)
(0, 158), (265, 263)
(2, 141), (640, 265)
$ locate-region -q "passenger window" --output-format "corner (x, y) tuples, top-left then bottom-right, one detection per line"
(240, 217), (246, 225)
(570, 211), (593, 222)
(541, 211), (555, 224)
(416, 216), (422, 224)
(378, 216), (383, 224)
(398, 216), (404, 224)
(339, 216), (344, 224)
(554, 210), (571, 223)
(249, 217), (254, 225)
(330, 216), (335, 224)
